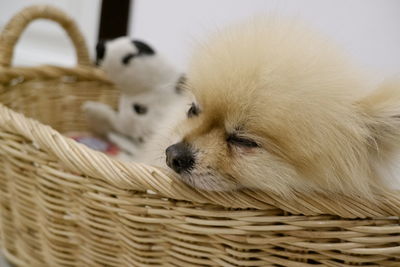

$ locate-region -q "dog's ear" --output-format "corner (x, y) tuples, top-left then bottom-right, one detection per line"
(357, 80), (400, 153)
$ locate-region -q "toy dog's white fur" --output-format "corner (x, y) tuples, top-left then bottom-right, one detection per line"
(148, 17), (400, 199)
(83, 37), (187, 156)
(98, 37), (178, 95)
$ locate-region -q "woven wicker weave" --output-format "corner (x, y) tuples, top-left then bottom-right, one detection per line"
(0, 5), (399, 267)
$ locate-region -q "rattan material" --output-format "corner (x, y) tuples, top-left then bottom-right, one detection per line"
(0, 5), (399, 267)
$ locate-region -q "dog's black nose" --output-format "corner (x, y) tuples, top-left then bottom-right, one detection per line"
(166, 142), (195, 174)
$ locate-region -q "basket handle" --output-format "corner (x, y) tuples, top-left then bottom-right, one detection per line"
(0, 5), (91, 67)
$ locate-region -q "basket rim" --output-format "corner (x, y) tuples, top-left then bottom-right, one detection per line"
(0, 64), (113, 86)
(0, 103), (400, 218)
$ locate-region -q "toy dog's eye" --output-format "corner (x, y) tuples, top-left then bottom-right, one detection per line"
(227, 134), (259, 148)
(122, 53), (135, 65)
(187, 103), (200, 118)
(133, 103), (148, 115)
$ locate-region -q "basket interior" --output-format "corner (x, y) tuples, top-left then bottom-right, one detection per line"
(0, 75), (118, 134)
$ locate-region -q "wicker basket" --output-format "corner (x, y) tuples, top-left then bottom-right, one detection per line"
(0, 5), (400, 267)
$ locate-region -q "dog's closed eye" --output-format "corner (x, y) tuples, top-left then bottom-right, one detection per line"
(227, 134), (259, 148)
(187, 102), (200, 118)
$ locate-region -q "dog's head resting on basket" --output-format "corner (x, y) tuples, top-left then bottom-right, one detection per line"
(164, 18), (400, 199)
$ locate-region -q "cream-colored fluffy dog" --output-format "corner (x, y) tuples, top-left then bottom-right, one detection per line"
(144, 18), (400, 199)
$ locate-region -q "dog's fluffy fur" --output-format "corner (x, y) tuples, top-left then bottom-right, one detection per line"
(148, 17), (400, 199)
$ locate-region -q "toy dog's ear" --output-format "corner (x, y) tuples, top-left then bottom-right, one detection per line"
(132, 40), (155, 56)
(357, 80), (400, 154)
(96, 40), (106, 65)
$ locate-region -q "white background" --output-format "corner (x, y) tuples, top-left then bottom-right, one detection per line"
(131, 0), (400, 81)
(0, 0), (399, 80)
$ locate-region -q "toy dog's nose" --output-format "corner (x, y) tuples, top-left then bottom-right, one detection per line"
(166, 142), (195, 174)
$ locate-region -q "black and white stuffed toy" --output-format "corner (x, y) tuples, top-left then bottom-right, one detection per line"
(95, 37), (181, 95)
(83, 37), (188, 159)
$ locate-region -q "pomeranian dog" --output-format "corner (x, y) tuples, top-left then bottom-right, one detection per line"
(142, 17), (400, 199)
